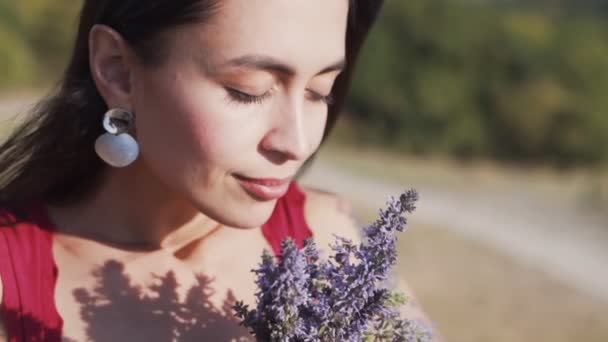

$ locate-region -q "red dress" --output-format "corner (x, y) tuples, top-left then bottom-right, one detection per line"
(0, 181), (313, 341)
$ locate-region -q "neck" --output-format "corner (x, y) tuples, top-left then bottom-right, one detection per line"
(46, 160), (221, 253)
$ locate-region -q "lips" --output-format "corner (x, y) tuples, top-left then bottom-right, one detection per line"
(234, 174), (293, 201)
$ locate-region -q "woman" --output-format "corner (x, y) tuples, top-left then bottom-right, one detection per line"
(0, 0), (435, 340)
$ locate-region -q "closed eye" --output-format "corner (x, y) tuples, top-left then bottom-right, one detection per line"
(225, 87), (272, 105)
(307, 90), (335, 105)
(225, 87), (334, 106)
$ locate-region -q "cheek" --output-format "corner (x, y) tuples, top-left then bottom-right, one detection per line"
(134, 74), (266, 176)
(179, 94), (267, 169)
(305, 104), (329, 152)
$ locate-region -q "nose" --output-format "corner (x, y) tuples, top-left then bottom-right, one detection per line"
(260, 96), (310, 162)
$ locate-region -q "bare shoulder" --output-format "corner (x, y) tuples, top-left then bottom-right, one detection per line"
(301, 186), (363, 251)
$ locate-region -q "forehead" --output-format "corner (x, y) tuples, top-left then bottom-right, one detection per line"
(188, 0), (349, 73)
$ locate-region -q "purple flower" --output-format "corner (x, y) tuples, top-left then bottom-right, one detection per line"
(234, 189), (433, 342)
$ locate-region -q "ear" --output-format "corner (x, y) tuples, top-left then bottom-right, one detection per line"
(89, 24), (136, 111)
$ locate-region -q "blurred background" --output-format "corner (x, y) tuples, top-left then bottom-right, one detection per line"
(1, 0), (607, 341)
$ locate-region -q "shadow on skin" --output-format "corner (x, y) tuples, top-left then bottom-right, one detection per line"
(2, 260), (255, 341)
(71, 260), (255, 341)
(0, 213), (256, 341)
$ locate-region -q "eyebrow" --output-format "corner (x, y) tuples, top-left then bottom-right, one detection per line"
(223, 54), (346, 77)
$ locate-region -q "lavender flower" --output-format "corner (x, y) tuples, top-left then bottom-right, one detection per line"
(234, 189), (433, 342)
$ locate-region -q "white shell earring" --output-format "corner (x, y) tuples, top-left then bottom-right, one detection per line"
(94, 108), (140, 167)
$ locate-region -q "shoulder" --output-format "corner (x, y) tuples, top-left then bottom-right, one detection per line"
(301, 185), (363, 250)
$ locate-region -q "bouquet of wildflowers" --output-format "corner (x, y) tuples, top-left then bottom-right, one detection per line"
(234, 189), (433, 341)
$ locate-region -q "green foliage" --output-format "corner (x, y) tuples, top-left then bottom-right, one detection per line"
(348, 0), (608, 166)
(0, 22), (36, 88)
(0, 0), (78, 87)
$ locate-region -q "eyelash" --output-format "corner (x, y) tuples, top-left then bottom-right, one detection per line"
(309, 92), (335, 106)
(225, 87), (334, 106)
(225, 88), (271, 105)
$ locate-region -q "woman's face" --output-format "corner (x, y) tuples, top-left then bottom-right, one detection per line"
(130, 0), (349, 228)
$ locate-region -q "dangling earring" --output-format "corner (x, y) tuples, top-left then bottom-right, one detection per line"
(94, 108), (140, 167)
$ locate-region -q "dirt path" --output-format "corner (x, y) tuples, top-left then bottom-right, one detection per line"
(299, 159), (608, 304)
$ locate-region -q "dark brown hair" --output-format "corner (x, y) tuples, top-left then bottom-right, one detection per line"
(0, 0), (384, 210)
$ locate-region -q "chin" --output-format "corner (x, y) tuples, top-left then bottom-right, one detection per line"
(203, 198), (278, 229)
